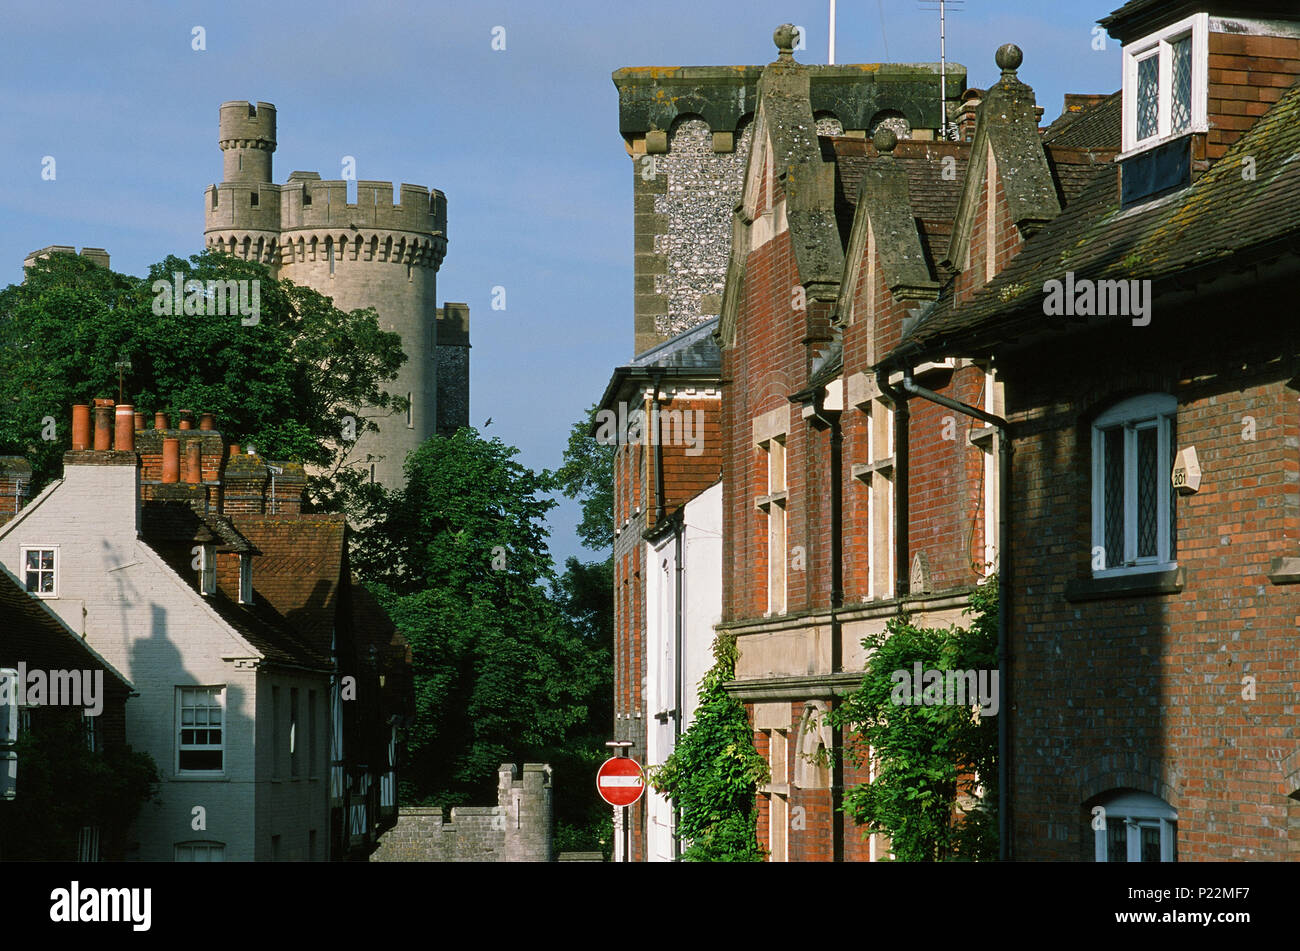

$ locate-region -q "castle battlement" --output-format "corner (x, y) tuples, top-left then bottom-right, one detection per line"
(205, 180), (445, 245)
(200, 99), (466, 486)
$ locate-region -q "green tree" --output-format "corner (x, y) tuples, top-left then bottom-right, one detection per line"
(647, 634), (769, 861)
(548, 404), (618, 853)
(828, 576), (999, 861)
(0, 709), (159, 860)
(353, 430), (611, 829)
(0, 250), (407, 518)
(553, 402), (615, 552)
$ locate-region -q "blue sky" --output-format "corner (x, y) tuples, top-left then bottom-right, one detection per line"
(1, 0), (1122, 566)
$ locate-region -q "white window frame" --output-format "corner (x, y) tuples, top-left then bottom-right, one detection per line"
(238, 554), (253, 605)
(199, 544), (216, 596)
(176, 685), (225, 776)
(862, 400), (896, 600)
(759, 436), (788, 616)
(1092, 394), (1177, 577)
(175, 841), (225, 861)
(21, 545), (58, 598)
(1120, 13), (1209, 156)
(1093, 790), (1177, 862)
(83, 708), (97, 753)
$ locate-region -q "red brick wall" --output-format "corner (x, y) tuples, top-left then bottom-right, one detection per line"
(1005, 295), (1300, 860)
(1207, 31), (1300, 161)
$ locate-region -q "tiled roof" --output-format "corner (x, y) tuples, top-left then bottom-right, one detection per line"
(148, 540), (331, 672)
(896, 75), (1300, 359)
(228, 515), (346, 656)
(1047, 145), (1121, 206)
(142, 501), (256, 554)
(1042, 92), (1121, 149)
(228, 514), (410, 710)
(830, 137), (969, 266)
(0, 570), (132, 694)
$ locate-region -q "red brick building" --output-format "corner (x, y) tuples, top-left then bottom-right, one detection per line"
(714, 27), (1005, 862)
(604, 31), (960, 861)
(893, 0), (1300, 861)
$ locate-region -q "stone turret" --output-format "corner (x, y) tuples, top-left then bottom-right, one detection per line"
(500, 763), (554, 862)
(203, 101), (461, 489)
(218, 100), (276, 184)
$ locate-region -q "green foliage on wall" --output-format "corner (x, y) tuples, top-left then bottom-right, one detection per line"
(648, 633), (769, 862)
(0, 710), (159, 860)
(830, 576), (999, 861)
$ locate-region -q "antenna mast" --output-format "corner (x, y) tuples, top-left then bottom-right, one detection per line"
(829, 0), (837, 65)
(919, 0), (965, 140)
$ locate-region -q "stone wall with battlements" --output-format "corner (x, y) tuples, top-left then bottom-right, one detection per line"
(370, 763), (554, 862)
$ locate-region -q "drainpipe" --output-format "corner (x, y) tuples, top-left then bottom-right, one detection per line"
(650, 375), (666, 526)
(875, 368), (911, 600)
(673, 519), (684, 860)
(895, 365), (1013, 862)
(807, 392), (844, 861)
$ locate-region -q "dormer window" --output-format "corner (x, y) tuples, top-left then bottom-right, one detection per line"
(238, 554), (253, 605)
(199, 544), (216, 596)
(1121, 13), (1208, 155)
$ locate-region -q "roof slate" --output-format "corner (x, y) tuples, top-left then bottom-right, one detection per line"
(0, 569), (133, 694)
(1042, 91), (1121, 149)
(896, 75), (1300, 359)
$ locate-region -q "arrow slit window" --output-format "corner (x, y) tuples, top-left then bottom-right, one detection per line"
(1092, 394), (1176, 576)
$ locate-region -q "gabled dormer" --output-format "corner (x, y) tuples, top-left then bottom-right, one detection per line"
(1100, 0), (1300, 204)
(718, 24), (845, 351)
(946, 45), (1061, 305)
(835, 129), (943, 362)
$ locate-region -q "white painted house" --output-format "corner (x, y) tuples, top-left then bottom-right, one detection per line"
(0, 418), (331, 861)
(643, 481), (722, 861)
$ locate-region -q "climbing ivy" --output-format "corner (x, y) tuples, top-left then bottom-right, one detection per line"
(829, 575), (999, 861)
(647, 633), (769, 862)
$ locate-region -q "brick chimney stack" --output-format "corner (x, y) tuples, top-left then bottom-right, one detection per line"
(62, 403), (142, 537)
(957, 88), (983, 142)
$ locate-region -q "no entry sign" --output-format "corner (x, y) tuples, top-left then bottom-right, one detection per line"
(596, 755), (645, 808)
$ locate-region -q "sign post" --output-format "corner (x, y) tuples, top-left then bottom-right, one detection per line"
(599, 741), (643, 863)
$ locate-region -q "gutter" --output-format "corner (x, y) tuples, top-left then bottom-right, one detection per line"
(889, 360), (1013, 862)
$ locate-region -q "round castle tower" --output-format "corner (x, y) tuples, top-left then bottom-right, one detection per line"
(204, 101), (448, 488)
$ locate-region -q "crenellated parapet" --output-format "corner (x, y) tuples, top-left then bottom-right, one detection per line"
(202, 99), (462, 489)
(204, 176), (446, 270)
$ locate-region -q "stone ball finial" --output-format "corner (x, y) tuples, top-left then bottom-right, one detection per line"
(774, 23), (798, 59)
(873, 127), (898, 154)
(996, 43), (1023, 74)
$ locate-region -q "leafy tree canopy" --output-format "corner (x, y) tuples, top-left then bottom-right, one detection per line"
(553, 402), (615, 552)
(648, 634), (769, 861)
(354, 430), (612, 838)
(0, 250), (407, 517)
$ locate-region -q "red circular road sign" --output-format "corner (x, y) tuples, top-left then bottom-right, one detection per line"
(596, 756), (645, 808)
